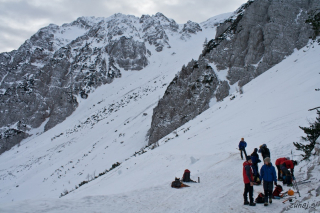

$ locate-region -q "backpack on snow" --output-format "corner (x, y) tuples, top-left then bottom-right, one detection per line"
(273, 185), (283, 198)
(255, 193), (265, 204)
(171, 178), (190, 188)
(254, 176), (261, 185)
(171, 178), (182, 188)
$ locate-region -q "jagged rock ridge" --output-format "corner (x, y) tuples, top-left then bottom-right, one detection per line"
(0, 13), (209, 154)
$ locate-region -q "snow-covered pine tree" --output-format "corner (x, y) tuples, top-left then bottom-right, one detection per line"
(293, 111), (320, 161)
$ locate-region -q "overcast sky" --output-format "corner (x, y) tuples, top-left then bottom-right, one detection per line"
(0, 0), (247, 53)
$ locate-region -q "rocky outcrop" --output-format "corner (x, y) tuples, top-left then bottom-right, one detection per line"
(148, 59), (218, 144)
(140, 13), (178, 52)
(181, 21), (202, 34)
(0, 13), (207, 154)
(148, 0), (319, 145)
(180, 21), (203, 40)
(0, 129), (29, 154)
(306, 8), (320, 38)
(107, 37), (148, 70)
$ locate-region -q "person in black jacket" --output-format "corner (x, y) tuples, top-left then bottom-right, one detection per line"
(182, 169), (196, 182)
(258, 144), (270, 160)
(250, 148), (261, 182)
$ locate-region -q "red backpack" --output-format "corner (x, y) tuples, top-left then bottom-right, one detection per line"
(255, 193), (265, 203)
(273, 185), (283, 198)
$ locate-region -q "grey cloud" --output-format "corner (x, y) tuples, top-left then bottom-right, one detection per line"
(0, 0), (247, 52)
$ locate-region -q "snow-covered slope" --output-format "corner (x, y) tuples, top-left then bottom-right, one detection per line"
(0, 31), (319, 213)
(0, 11), (230, 153)
(0, 13), (228, 205)
(147, 0), (318, 146)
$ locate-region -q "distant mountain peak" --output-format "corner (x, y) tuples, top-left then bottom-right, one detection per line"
(0, 10), (225, 154)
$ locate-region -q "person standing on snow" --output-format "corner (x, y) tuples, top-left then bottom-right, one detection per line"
(280, 160), (298, 186)
(258, 144), (270, 160)
(243, 156), (256, 206)
(275, 157), (290, 180)
(239, 138), (247, 160)
(260, 157), (277, 206)
(251, 148), (261, 183)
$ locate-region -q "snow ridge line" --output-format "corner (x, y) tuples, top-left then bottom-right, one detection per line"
(59, 162), (121, 198)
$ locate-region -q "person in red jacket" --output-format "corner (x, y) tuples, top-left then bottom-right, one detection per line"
(243, 156), (256, 206)
(275, 157), (289, 180)
(280, 160), (298, 186)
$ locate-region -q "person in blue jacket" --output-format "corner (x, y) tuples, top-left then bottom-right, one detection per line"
(260, 157), (277, 206)
(238, 138), (247, 160)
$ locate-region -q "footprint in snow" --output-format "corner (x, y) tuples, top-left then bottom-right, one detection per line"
(190, 156), (199, 164)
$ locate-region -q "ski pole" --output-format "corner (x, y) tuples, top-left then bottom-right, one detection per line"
(293, 180), (301, 197)
(282, 196), (296, 204)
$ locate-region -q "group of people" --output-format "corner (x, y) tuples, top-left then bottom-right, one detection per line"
(238, 138), (298, 207)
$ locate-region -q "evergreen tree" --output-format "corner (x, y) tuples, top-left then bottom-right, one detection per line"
(293, 111), (320, 161)
(203, 38), (208, 49)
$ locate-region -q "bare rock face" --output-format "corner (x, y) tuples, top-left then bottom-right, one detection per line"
(0, 129), (29, 154)
(215, 81), (230, 102)
(107, 37), (148, 71)
(148, 59), (219, 144)
(148, 0), (318, 145)
(0, 13), (204, 154)
(181, 21), (202, 34)
(140, 13), (178, 52)
(180, 21), (203, 40)
(207, 0), (315, 87)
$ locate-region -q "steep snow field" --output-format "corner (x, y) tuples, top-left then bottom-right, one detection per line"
(0, 14), (222, 208)
(1, 37), (319, 212)
(67, 41), (320, 213)
(0, 15), (319, 213)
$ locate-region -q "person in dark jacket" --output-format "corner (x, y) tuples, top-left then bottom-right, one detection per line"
(239, 138), (247, 160)
(182, 169), (196, 182)
(258, 144), (270, 160)
(275, 157), (289, 180)
(260, 157), (277, 206)
(243, 156), (256, 206)
(280, 160), (298, 186)
(251, 148), (261, 182)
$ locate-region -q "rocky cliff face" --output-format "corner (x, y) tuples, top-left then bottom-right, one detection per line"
(148, 0), (319, 145)
(148, 59), (219, 144)
(0, 13), (206, 154)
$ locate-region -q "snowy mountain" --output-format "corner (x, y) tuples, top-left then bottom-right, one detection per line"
(0, 11), (228, 154)
(0, 9), (231, 203)
(0, 0), (320, 212)
(148, 0), (320, 145)
(1, 34), (319, 213)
